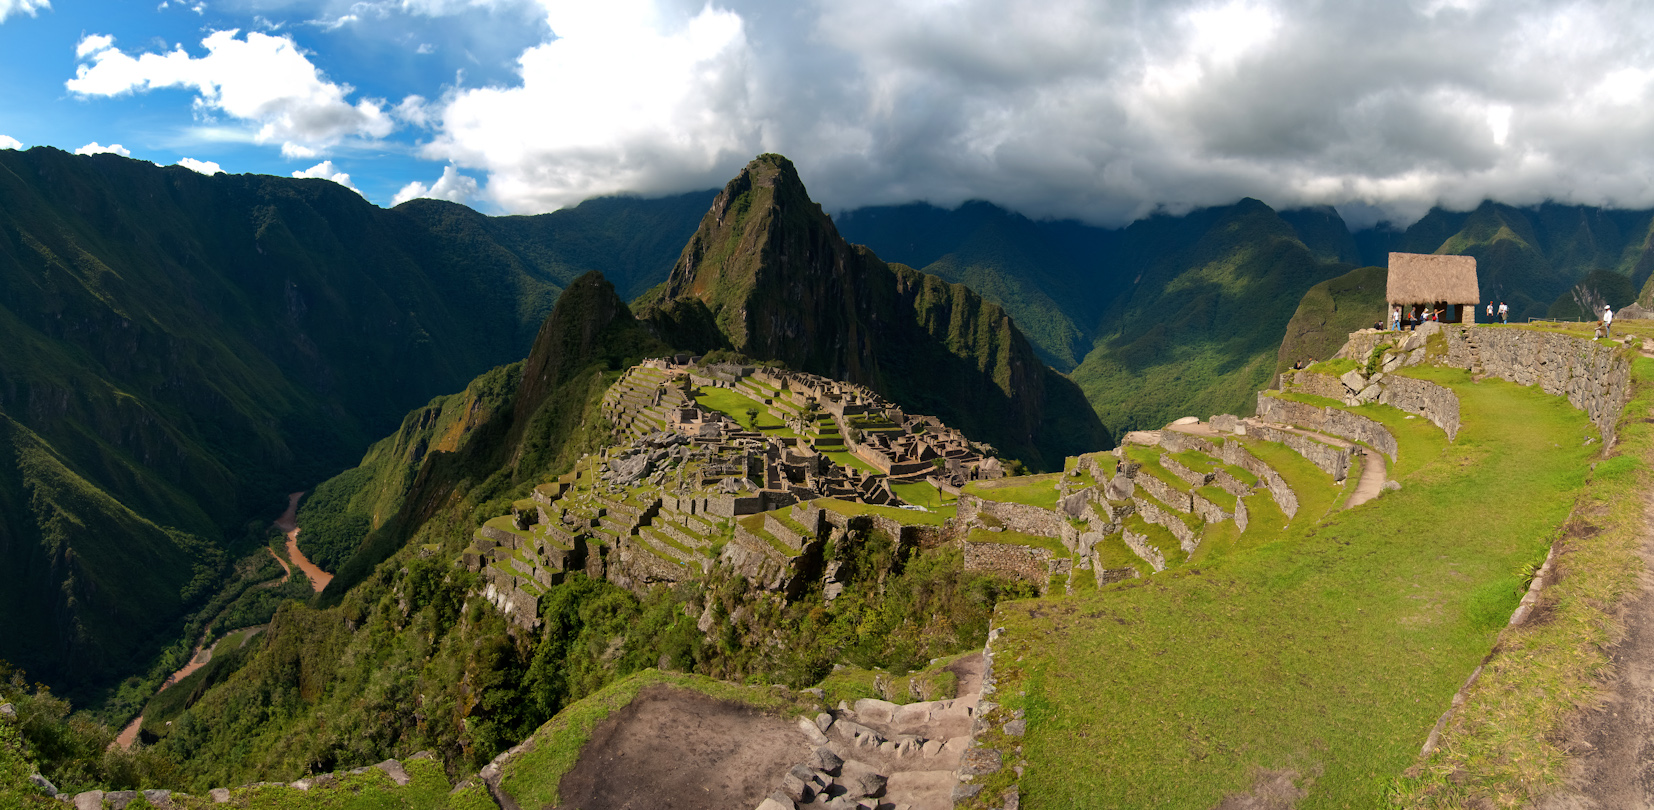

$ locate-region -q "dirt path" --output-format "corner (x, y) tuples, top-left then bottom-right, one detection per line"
(274, 492), (332, 593)
(1535, 501), (1654, 809)
(1343, 450), (1386, 510)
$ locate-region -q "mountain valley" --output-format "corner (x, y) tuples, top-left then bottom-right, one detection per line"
(2, 150), (1654, 810)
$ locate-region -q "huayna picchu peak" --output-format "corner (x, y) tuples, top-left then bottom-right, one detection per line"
(7, 149), (1654, 810)
(642, 154), (1110, 472)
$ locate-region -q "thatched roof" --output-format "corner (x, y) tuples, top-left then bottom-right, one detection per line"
(1387, 253), (1479, 305)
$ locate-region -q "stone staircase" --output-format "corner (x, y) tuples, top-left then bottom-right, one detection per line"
(756, 654), (987, 810)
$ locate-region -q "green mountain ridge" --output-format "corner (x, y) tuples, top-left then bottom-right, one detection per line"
(839, 197), (1654, 437)
(0, 147), (707, 702)
(645, 154), (1110, 470)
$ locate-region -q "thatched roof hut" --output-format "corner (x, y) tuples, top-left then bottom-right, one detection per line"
(1387, 253), (1479, 306)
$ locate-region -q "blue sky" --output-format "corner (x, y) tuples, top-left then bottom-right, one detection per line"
(3, 0), (1654, 226)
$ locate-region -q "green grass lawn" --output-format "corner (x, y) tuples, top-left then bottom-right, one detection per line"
(967, 528), (1069, 557)
(692, 386), (801, 437)
(891, 481), (954, 508)
(824, 449), (881, 475)
(815, 498), (954, 527)
(962, 473), (1062, 510)
(993, 374), (1595, 809)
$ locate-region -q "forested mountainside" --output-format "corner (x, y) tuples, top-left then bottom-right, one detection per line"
(639, 154), (1109, 471)
(0, 147), (706, 703)
(840, 198), (1654, 437)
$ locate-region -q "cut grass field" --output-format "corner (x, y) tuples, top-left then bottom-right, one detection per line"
(962, 473), (1062, 510)
(891, 481), (954, 508)
(814, 498), (953, 526)
(1397, 355), (1654, 806)
(990, 373), (1596, 808)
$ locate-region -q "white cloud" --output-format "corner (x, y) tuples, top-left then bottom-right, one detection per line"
(419, 0), (758, 212)
(391, 0), (1654, 227)
(0, 0), (50, 24)
(0, 134), (22, 149)
(75, 34), (114, 58)
(292, 159), (362, 194)
(75, 141), (130, 156)
(66, 29), (395, 159)
(392, 165), (480, 205)
(175, 157), (222, 174)
(281, 142), (319, 159)
(416, 42), (435, 54)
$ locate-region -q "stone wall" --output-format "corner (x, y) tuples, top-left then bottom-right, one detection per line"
(1284, 371), (1351, 401)
(1214, 442), (1299, 519)
(1242, 422), (1352, 481)
(1255, 395), (1399, 460)
(957, 494), (1072, 541)
(1160, 455), (1210, 487)
(1133, 474), (1193, 513)
(1132, 496), (1198, 552)
(1444, 325), (1633, 445)
(1379, 376), (1461, 441)
(1121, 529), (1167, 572)
(961, 540), (1059, 591)
(1191, 493), (1231, 525)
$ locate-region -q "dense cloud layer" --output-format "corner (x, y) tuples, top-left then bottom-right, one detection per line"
(57, 0), (1654, 226)
(404, 0), (1654, 226)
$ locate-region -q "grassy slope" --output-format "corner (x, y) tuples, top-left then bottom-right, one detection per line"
(1070, 200), (1355, 437)
(993, 373), (1593, 808)
(1275, 265), (1390, 373)
(1398, 354), (1654, 805)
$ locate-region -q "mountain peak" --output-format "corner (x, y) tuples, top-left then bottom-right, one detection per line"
(646, 153), (1110, 469)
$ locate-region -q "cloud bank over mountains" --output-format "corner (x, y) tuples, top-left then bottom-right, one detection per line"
(50, 0), (1654, 226)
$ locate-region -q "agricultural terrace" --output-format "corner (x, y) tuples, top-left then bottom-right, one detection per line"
(961, 473), (1062, 510)
(987, 369), (1599, 808)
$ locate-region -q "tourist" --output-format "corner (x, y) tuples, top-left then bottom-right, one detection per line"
(1486, 301), (1494, 321)
(1603, 304), (1613, 340)
(1392, 305), (1402, 331)
(1498, 301), (1509, 323)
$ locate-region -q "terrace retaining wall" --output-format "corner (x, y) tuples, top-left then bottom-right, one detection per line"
(1444, 326), (1633, 445)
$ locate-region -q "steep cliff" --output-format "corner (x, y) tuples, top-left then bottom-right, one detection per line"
(646, 154), (1109, 469)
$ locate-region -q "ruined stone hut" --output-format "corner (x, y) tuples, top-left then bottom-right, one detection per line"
(1387, 252), (1480, 323)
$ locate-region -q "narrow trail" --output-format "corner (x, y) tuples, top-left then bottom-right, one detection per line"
(274, 491), (332, 593)
(1343, 450), (1386, 510)
(1536, 500), (1654, 809)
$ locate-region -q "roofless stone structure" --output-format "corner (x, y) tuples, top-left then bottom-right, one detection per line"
(1387, 252), (1480, 323)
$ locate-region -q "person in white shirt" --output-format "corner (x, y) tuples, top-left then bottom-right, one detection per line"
(1392, 306), (1402, 331)
(1603, 305), (1613, 340)
(1486, 301), (1493, 321)
(1498, 301), (1509, 324)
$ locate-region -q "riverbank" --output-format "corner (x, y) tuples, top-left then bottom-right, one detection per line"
(274, 492), (333, 593)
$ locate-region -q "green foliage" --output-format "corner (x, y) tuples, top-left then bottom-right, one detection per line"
(1275, 265), (1390, 374)
(994, 373), (1594, 807)
(0, 666), (179, 796)
(1548, 268), (1638, 321)
(0, 149), (707, 703)
(1071, 200), (1357, 437)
